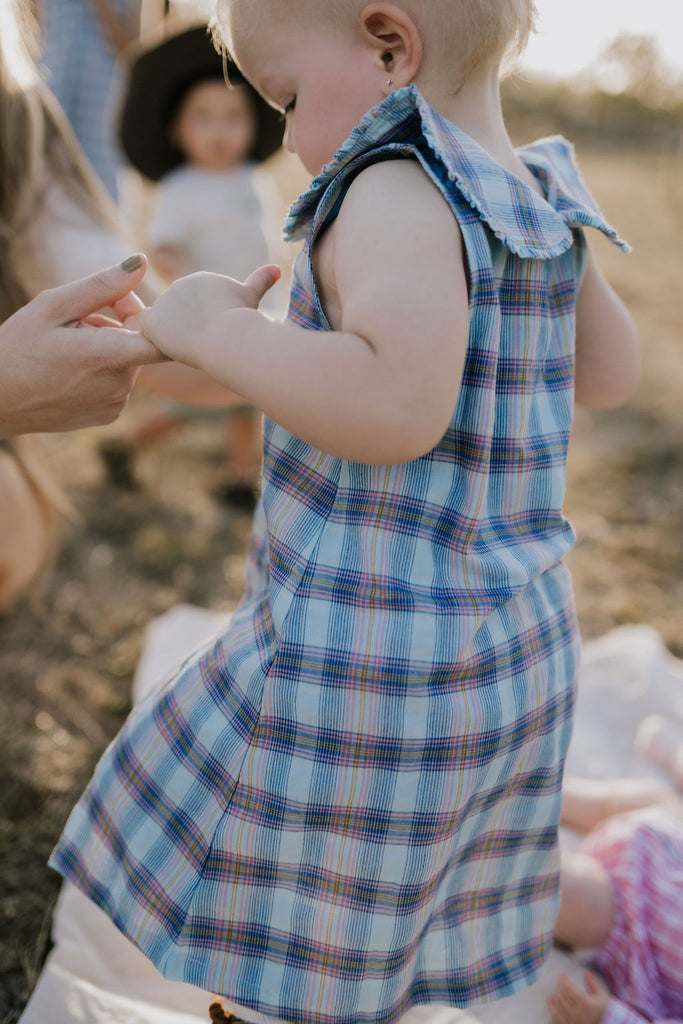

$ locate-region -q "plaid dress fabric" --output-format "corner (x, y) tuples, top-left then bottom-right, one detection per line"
(50, 87), (628, 1024)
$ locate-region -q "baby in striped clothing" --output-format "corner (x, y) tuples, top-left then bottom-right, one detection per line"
(551, 774), (683, 1024)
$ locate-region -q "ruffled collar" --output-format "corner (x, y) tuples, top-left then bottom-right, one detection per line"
(284, 85), (629, 259)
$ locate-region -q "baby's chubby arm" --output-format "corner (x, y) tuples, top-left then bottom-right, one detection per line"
(574, 245), (640, 408)
(140, 159), (469, 464)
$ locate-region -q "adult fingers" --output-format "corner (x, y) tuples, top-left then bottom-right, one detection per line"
(67, 324), (167, 367)
(242, 264), (281, 308)
(44, 255), (148, 324)
(78, 313), (121, 328)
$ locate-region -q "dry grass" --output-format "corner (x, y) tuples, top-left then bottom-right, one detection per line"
(0, 143), (681, 1021)
(560, 148), (683, 652)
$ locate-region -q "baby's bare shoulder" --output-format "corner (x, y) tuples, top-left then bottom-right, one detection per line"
(340, 157), (453, 228)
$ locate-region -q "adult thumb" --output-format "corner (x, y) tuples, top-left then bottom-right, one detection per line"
(47, 255), (148, 323)
(242, 264), (281, 308)
(585, 970), (604, 995)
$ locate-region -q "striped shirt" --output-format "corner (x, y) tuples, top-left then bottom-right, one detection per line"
(40, 0), (134, 198)
(50, 86), (628, 1024)
(583, 810), (683, 1024)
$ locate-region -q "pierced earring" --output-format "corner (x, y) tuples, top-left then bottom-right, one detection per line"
(385, 78), (393, 85)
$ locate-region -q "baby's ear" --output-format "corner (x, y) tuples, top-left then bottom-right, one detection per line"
(359, 3), (423, 92)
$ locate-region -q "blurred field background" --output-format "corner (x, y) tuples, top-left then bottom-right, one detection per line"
(1, 23), (682, 1024)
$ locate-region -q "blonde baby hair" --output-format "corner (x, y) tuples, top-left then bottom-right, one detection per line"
(215, 0), (536, 90)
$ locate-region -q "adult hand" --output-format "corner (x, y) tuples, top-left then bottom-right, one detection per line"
(0, 256), (165, 437)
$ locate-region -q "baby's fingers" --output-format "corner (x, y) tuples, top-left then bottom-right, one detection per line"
(138, 303), (165, 347)
(557, 974), (582, 1001)
(111, 286), (146, 324)
(243, 264), (281, 308)
(548, 994), (571, 1024)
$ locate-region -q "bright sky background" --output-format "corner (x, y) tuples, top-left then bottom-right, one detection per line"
(523, 0), (683, 78)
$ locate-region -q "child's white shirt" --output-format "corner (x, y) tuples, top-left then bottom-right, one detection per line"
(147, 163), (283, 300)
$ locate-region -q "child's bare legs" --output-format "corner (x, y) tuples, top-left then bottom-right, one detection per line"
(99, 403), (261, 508)
(226, 409), (261, 487)
(635, 715), (683, 792)
(561, 773), (680, 833)
(99, 363), (258, 496)
(211, 415), (260, 510)
(549, 971), (611, 1024)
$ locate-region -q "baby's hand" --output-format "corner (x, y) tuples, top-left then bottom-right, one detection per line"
(139, 266), (281, 369)
(548, 971), (611, 1024)
(78, 282), (148, 335)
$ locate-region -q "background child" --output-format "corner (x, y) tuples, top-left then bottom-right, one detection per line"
(50, 1), (640, 1021)
(120, 25), (282, 284)
(99, 25), (284, 507)
(551, 775), (683, 1024)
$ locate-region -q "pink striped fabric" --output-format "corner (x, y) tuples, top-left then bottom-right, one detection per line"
(582, 809), (683, 1024)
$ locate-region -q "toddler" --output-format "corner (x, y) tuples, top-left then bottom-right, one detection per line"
(119, 24), (282, 285)
(551, 776), (683, 1024)
(50, 1), (640, 1022)
(101, 24), (284, 504)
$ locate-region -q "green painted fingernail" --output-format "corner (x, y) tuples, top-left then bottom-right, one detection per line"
(120, 254), (143, 272)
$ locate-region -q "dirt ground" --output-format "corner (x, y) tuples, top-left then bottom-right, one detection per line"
(1, 145), (681, 1020)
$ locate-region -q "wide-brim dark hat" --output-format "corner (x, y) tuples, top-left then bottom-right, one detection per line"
(119, 24), (284, 181)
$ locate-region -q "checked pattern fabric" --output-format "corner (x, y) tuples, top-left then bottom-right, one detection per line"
(51, 86), (628, 1024)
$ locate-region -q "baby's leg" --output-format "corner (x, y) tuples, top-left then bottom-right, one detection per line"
(561, 773), (678, 832)
(554, 850), (615, 950)
(635, 714), (683, 792)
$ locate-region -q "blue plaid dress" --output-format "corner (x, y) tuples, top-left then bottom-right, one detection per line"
(50, 87), (628, 1023)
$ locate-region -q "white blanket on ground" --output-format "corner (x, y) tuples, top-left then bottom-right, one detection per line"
(19, 614), (683, 1024)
